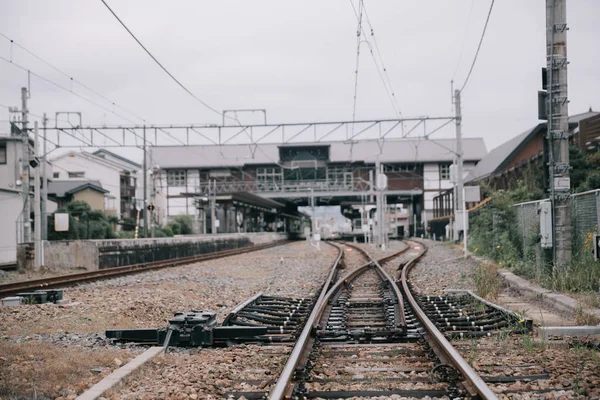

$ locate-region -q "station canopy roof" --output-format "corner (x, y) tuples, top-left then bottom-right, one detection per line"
(181, 191), (284, 211)
(152, 138), (487, 169)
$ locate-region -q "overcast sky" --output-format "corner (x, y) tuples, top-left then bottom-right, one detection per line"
(1, 0), (599, 161)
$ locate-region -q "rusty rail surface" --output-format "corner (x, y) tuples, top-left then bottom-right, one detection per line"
(400, 240), (499, 400)
(269, 241), (411, 400)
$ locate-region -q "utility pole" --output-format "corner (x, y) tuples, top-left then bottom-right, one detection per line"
(41, 114), (48, 241)
(21, 87), (31, 243)
(33, 122), (41, 269)
(142, 125), (148, 238)
(546, 0), (571, 264)
(454, 89), (465, 249)
(211, 179), (217, 234)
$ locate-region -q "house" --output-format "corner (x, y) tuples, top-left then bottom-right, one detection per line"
(47, 180), (109, 211)
(51, 151), (141, 221)
(431, 110), (600, 222)
(0, 135), (32, 266)
(465, 110), (599, 190)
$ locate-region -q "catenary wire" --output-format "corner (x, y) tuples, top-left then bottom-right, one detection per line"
(0, 54), (141, 126)
(458, 0), (495, 93)
(0, 32), (149, 125)
(358, 2), (402, 116)
(99, 0), (233, 122)
(351, 0), (364, 128)
(452, 0), (476, 80)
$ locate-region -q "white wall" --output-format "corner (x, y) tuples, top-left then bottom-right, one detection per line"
(0, 192), (22, 265)
(52, 154), (122, 216)
(423, 162), (477, 212)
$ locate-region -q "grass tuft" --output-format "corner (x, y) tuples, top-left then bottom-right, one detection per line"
(473, 262), (501, 300)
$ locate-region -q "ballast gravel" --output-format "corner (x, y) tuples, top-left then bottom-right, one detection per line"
(0, 241), (338, 337)
(0, 241), (339, 399)
(406, 239), (477, 294)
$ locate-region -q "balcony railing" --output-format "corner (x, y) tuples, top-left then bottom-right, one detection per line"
(120, 185), (136, 198)
(193, 180), (371, 195)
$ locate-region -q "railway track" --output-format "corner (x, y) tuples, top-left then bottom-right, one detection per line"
(223, 240), (503, 399)
(79, 239), (575, 399)
(0, 240), (288, 298)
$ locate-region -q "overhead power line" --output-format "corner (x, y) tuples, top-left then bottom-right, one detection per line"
(99, 0), (229, 121)
(0, 32), (148, 124)
(351, 0), (364, 126)
(0, 54), (141, 125)
(459, 0), (495, 93)
(452, 0), (475, 80)
(359, 2), (402, 116)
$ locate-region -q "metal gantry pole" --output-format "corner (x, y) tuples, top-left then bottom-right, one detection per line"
(33, 122), (41, 269)
(546, 0), (571, 265)
(41, 114), (48, 241)
(143, 125), (148, 238)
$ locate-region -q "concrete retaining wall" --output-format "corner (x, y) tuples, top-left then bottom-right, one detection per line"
(20, 233), (286, 271)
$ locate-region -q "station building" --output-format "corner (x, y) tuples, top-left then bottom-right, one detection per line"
(150, 138), (487, 234)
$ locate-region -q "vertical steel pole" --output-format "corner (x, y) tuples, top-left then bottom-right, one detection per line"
(41, 114), (48, 241)
(33, 122), (41, 269)
(143, 126), (148, 238)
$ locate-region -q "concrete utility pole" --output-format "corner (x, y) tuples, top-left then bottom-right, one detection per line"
(453, 89), (465, 245)
(211, 179), (217, 234)
(142, 126), (148, 238)
(41, 114), (48, 241)
(546, 0), (571, 264)
(21, 87), (31, 243)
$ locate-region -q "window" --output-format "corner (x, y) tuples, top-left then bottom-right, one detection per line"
(327, 167), (353, 188)
(383, 164), (415, 173)
(439, 164), (451, 180)
(167, 170), (187, 186)
(53, 172), (60, 179)
(0, 145), (6, 164)
(68, 171), (85, 178)
(257, 167), (283, 190)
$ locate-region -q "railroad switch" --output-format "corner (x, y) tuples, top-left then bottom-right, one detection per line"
(14, 289), (64, 304)
(106, 310), (268, 347)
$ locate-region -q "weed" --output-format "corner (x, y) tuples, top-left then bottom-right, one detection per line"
(575, 303), (600, 326)
(473, 263), (501, 300)
(521, 334), (546, 353)
(0, 341), (129, 399)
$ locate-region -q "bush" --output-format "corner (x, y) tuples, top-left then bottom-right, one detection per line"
(48, 200), (117, 240)
(167, 215), (194, 235)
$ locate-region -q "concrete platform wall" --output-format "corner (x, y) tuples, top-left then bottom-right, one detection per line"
(21, 233), (286, 271)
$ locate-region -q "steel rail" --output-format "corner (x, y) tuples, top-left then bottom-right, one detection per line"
(400, 240), (500, 400)
(269, 241), (344, 400)
(341, 242), (408, 330)
(270, 242), (410, 400)
(0, 241), (288, 297)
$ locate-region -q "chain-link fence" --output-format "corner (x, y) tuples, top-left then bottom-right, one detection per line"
(512, 189), (600, 255)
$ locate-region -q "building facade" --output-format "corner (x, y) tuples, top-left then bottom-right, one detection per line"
(151, 139), (487, 232)
(51, 151), (141, 220)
